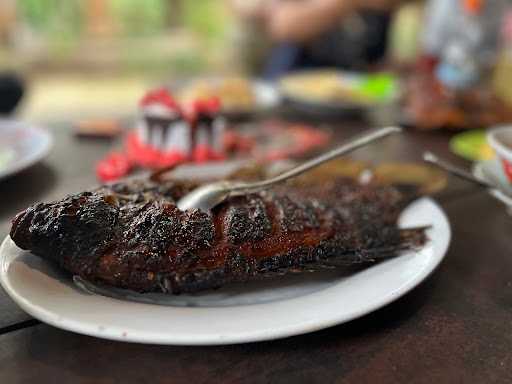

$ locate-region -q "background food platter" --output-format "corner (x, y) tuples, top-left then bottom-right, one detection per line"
(278, 70), (400, 119)
(175, 76), (280, 119)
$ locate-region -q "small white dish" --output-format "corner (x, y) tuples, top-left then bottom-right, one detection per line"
(279, 70), (399, 120)
(0, 198), (450, 345)
(473, 158), (512, 209)
(487, 126), (512, 183)
(0, 119), (52, 180)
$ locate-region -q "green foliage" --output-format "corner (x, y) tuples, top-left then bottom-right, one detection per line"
(110, 0), (168, 36)
(18, 0), (83, 37)
(181, 0), (228, 43)
(17, 0), (228, 40)
(18, 0), (83, 57)
(167, 52), (207, 74)
(13, 0), (231, 72)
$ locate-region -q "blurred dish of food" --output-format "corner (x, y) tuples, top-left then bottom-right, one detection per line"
(371, 162), (447, 195)
(403, 72), (512, 130)
(449, 130), (494, 161)
(178, 76), (279, 115)
(274, 159), (447, 196)
(279, 70), (399, 108)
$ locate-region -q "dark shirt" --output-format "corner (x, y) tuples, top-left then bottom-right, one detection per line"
(264, 10), (391, 79)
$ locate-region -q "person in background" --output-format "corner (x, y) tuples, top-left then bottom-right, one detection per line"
(231, 0), (404, 79)
(0, 0), (23, 115)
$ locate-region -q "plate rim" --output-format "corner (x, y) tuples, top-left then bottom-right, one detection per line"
(0, 197), (450, 345)
(0, 118), (53, 180)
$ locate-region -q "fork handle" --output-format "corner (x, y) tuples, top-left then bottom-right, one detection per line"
(422, 151), (491, 188)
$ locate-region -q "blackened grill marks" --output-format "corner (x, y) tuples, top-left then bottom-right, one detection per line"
(9, 176), (426, 294)
(223, 196), (272, 245)
(189, 192), (380, 272)
(273, 195), (321, 233)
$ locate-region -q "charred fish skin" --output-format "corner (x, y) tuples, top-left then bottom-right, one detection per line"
(11, 192), (119, 276)
(10, 179), (425, 294)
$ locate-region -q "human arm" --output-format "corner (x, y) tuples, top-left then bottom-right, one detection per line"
(266, 0), (405, 43)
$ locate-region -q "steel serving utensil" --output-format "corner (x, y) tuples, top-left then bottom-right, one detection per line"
(423, 151), (512, 206)
(177, 126), (402, 212)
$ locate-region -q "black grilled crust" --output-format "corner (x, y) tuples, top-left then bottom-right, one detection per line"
(10, 177), (425, 294)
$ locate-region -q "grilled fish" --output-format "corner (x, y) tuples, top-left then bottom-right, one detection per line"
(10, 176), (426, 294)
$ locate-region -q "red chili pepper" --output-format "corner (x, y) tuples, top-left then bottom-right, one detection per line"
(96, 152), (132, 182)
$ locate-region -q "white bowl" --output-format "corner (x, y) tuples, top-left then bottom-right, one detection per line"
(487, 126), (512, 183)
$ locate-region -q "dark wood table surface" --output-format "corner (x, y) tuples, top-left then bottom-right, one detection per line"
(1, 119), (511, 383)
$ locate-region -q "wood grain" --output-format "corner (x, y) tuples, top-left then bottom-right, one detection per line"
(1, 122), (512, 383)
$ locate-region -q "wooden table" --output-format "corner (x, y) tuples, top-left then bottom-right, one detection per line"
(1, 121), (511, 383)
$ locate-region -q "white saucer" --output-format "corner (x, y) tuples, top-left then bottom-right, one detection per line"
(0, 198), (450, 345)
(0, 119), (52, 180)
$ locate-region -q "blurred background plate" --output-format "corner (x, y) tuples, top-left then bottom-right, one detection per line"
(176, 77), (280, 120)
(0, 119), (53, 180)
(278, 70), (399, 119)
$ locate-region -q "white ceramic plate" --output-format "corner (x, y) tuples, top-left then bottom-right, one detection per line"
(0, 197), (450, 345)
(0, 119), (52, 180)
